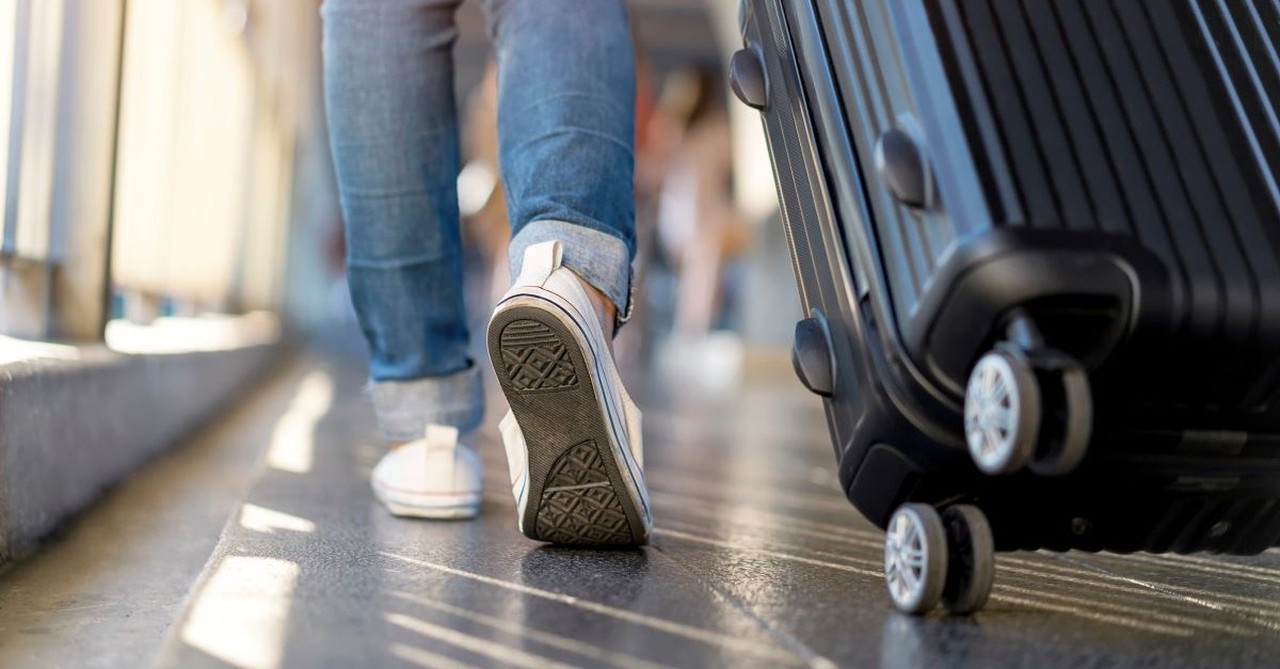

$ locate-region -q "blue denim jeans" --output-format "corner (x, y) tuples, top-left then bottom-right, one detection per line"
(322, 0), (636, 442)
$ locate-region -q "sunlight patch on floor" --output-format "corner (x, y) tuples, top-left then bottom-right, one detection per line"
(239, 503), (316, 535)
(180, 556), (300, 669)
(267, 370), (334, 474)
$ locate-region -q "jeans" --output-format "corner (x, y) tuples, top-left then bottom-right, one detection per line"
(322, 0), (636, 442)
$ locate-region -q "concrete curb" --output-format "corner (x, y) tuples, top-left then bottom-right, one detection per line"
(0, 341), (285, 564)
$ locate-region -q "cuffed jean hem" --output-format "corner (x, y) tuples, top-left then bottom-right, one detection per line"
(508, 219), (634, 327)
(367, 365), (484, 443)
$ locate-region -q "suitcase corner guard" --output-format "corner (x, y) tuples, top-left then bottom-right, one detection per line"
(792, 311), (836, 398)
(729, 46), (768, 111)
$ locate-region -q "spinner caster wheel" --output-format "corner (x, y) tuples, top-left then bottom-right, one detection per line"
(941, 505), (995, 614)
(1027, 358), (1092, 477)
(964, 349), (1041, 475)
(884, 503), (948, 614)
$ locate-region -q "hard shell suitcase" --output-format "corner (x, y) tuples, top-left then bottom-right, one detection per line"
(731, 0), (1280, 614)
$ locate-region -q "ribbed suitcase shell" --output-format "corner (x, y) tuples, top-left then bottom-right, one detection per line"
(820, 0), (1280, 418)
(930, 0), (1280, 415)
(742, 0), (1280, 553)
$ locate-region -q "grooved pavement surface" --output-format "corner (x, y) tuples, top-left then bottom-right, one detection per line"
(4, 339), (1280, 667)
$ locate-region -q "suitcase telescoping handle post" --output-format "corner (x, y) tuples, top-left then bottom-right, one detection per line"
(1003, 309), (1045, 350)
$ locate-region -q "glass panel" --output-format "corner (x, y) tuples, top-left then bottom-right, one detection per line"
(110, 0), (181, 297)
(0, 0), (23, 253)
(112, 0), (253, 307)
(163, 0), (252, 306)
(12, 0), (64, 260)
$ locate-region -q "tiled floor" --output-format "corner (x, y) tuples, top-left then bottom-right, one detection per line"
(4, 337), (1280, 668)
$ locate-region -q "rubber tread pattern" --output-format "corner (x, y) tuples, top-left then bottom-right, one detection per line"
(490, 306), (645, 546)
(499, 319), (579, 392)
(535, 440), (633, 545)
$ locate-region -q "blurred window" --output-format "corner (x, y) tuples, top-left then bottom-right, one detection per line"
(0, 0), (16, 250)
(112, 0), (255, 310)
(110, 0), (297, 315)
(1, 0), (64, 262)
(0, 0), (316, 340)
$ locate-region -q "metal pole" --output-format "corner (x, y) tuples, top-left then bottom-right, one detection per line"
(96, 0), (128, 339)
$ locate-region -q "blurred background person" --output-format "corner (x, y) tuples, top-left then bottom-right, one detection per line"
(645, 66), (753, 384)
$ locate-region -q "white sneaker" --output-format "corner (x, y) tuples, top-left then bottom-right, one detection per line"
(371, 424), (482, 519)
(488, 240), (650, 546)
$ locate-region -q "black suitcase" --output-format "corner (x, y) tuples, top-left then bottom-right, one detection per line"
(731, 0), (1280, 614)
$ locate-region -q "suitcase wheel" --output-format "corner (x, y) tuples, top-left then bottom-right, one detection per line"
(940, 505), (995, 614)
(884, 504), (948, 614)
(963, 349), (1041, 475)
(884, 503), (995, 616)
(964, 346), (1093, 477)
(1026, 355), (1092, 477)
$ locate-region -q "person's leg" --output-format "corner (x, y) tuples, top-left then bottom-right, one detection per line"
(321, 0), (481, 443)
(322, 0), (483, 520)
(483, 0), (637, 325)
(482, 0), (650, 546)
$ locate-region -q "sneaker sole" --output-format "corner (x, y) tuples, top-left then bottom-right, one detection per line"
(373, 482), (481, 520)
(381, 500), (480, 520)
(488, 303), (647, 546)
